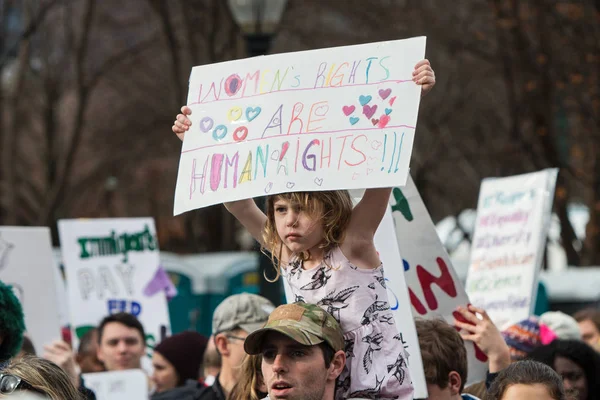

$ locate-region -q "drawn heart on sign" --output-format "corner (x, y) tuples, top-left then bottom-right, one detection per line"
(200, 118), (214, 133)
(349, 117), (360, 125)
(246, 106), (262, 122)
(352, 172), (360, 180)
(368, 156), (378, 165)
(286, 182), (295, 189)
(264, 182), (273, 193)
(359, 95), (372, 106)
(385, 108), (392, 115)
(363, 105), (378, 119)
(342, 105), (356, 116)
(371, 118), (380, 126)
(371, 140), (382, 150)
(389, 96), (397, 106)
(227, 107), (243, 122)
(366, 168), (374, 175)
(314, 177), (323, 186)
(378, 88), (392, 100)
(213, 125), (227, 140)
(378, 115), (391, 128)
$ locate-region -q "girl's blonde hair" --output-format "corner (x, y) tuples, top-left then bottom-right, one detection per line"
(2, 355), (84, 400)
(229, 354), (266, 400)
(262, 190), (353, 282)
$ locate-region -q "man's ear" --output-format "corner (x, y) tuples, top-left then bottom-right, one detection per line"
(448, 371), (462, 395)
(214, 333), (229, 357)
(327, 350), (346, 381)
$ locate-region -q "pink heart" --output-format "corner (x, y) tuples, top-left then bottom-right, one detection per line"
(342, 105), (356, 116)
(378, 115), (391, 128)
(389, 96), (397, 106)
(379, 88), (392, 100)
(363, 105), (378, 119)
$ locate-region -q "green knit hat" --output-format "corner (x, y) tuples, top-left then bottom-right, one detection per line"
(0, 280), (26, 362)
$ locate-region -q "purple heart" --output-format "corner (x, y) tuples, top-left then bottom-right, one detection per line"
(363, 104), (378, 119)
(379, 88), (392, 100)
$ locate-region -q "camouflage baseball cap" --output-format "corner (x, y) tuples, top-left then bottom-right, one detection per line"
(244, 302), (344, 355)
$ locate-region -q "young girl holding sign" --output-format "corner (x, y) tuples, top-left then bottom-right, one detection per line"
(172, 60), (435, 399)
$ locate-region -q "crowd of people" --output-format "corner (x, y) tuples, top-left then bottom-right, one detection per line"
(2, 58), (600, 400)
(3, 276), (600, 399)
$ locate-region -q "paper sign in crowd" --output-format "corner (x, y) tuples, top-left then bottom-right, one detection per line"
(174, 36), (426, 214)
(82, 370), (148, 400)
(388, 176), (488, 384)
(0, 227), (62, 352)
(58, 218), (171, 355)
(466, 169), (558, 330)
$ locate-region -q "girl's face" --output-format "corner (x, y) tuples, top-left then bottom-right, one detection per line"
(151, 351), (179, 393)
(501, 383), (555, 400)
(273, 198), (324, 254)
(554, 356), (587, 400)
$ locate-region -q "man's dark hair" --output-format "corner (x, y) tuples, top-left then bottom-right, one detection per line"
(415, 318), (468, 392)
(574, 308), (600, 331)
(78, 327), (98, 354)
(487, 360), (566, 400)
(97, 313), (145, 344)
(528, 339), (600, 400)
(319, 342), (336, 369)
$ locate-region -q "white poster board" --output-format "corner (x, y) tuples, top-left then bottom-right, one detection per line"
(58, 218), (171, 354)
(389, 177), (487, 384)
(174, 36), (426, 214)
(82, 370), (148, 400)
(465, 169), (558, 330)
(0, 227), (62, 353)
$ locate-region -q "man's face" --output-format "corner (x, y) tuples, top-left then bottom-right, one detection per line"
(97, 322), (145, 371)
(578, 319), (599, 346)
(260, 332), (331, 400)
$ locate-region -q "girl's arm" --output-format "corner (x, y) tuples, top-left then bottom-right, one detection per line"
(224, 199), (267, 247)
(341, 187), (392, 268)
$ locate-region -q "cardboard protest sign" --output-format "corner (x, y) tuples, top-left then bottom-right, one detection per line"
(82, 370), (148, 400)
(0, 227), (62, 352)
(174, 36), (426, 214)
(58, 218), (171, 354)
(389, 177), (487, 384)
(465, 169), (558, 330)
(374, 207), (427, 398)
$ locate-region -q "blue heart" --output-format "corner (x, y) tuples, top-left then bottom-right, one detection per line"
(385, 108), (392, 115)
(349, 117), (359, 125)
(246, 106), (262, 122)
(359, 95), (372, 106)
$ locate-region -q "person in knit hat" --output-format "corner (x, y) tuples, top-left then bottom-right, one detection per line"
(501, 316), (557, 361)
(150, 331), (209, 398)
(0, 280), (26, 365)
(539, 311), (582, 341)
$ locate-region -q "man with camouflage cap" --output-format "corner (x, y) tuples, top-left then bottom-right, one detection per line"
(245, 302), (346, 400)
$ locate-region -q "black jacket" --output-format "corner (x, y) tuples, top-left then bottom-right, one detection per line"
(150, 380), (217, 400)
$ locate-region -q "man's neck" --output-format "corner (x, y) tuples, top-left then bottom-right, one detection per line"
(218, 363), (237, 396)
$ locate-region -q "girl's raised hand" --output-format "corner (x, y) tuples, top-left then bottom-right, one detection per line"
(172, 105), (192, 142)
(413, 59), (435, 97)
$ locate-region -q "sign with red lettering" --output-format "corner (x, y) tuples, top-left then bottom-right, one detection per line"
(388, 176), (487, 384)
(466, 169), (558, 330)
(173, 37), (426, 214)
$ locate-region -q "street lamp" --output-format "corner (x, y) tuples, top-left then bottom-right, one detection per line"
(227, 0), (288, 306)
(227, 0), (288, 57)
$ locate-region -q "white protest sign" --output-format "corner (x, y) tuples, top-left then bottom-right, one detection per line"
(174, 37), (426, 214)
(58, 218), (171, 354)
(465, 169), (558, 330)
(0, 227), (62, 352)
(374, 207), (427, 398)
(82, 370), (148, 400)
(389, 177), (487, 384)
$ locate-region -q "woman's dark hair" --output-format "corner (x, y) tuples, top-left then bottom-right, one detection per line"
(487, 360), (566, 400)
(528, 339), (600, 399)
